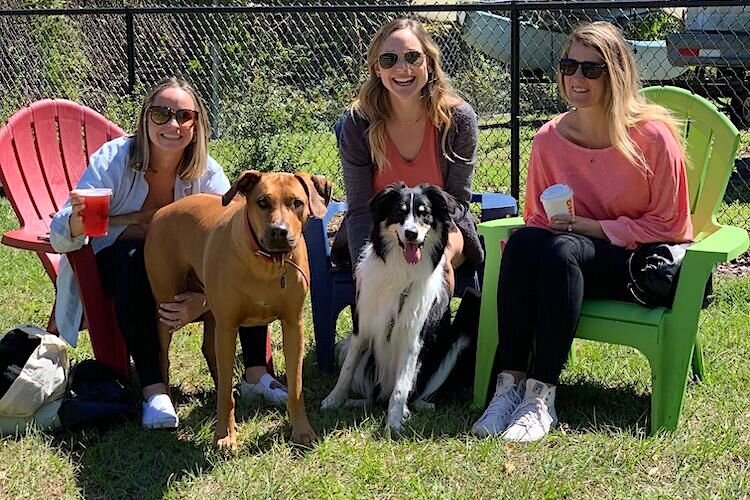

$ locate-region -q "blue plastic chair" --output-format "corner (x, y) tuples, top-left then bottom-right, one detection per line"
(305, 192), (518, 372)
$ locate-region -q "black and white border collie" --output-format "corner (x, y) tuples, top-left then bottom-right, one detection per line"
(321, 182), (471, 431)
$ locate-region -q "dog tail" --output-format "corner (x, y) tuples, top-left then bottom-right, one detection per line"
(415, 334), (471, 403)
(337, 334), (377, 402)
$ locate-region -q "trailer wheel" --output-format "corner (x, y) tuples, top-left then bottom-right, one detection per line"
(730, 93), (750, 129)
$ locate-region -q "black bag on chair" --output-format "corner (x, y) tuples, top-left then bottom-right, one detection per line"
(626, 242), (712, 309)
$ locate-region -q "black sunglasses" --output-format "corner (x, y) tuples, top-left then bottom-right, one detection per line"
(378, 50), (425, 70)
(558, 58), (608, 79)
(148, 105), (199, 126)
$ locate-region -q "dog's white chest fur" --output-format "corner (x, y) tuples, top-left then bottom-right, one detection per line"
(321, 183), (466, 432)
(355, 244), (448, 395)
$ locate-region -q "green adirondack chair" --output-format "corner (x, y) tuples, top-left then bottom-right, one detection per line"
(472, 86), (750, 434)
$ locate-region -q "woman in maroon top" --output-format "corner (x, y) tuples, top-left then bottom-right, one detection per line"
(335, 17), (484, 289)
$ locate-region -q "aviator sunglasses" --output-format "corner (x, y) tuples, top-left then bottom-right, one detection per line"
(148, 105), (199, 126)
(558, 58), (608, 79)
(378, 50), (426, 69)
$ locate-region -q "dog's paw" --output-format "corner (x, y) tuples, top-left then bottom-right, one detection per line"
(387, 406), (409, 432)
(385, 418), (404, 439)
(214, 434), (238, 452)
(291, 425), (318, 446)
(321, 392), (345, 410)
(413, 400), (435, 411)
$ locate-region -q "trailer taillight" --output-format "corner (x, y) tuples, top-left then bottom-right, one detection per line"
(678, 48), (700, 57)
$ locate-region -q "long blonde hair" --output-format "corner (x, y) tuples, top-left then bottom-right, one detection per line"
(127, 76), (211, 181)
(557, 21), (684, 172)
(352, 17), (463, 170)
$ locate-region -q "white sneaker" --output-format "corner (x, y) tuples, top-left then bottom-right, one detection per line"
(240, 372), (288, 406)
(471, 372), (525, 437)
(142, 393), (179, 429)
(502, 378), (558, 443)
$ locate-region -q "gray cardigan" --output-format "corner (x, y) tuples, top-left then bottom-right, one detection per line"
(337, 101), (484, 268)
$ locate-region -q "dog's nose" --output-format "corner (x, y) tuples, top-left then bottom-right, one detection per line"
(269, 224), (289, 241)
(404, 229), (418, 242)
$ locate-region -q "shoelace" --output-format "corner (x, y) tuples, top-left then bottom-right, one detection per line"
(482, 384), (522, 420)
(507, 397), (548, 430)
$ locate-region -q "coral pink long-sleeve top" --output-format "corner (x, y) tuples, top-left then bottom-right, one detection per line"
(524, 114), (693, 249)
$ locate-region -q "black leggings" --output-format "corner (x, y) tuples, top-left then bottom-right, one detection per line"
(96, 239), (269, 386)
(495, 227), (635, 385)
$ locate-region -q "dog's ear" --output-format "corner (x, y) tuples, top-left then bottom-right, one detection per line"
(422, 183), (457, 218)
(295, 173), (332, 218)
(222, 170), (262, 206)
(369, 182), (406, 219)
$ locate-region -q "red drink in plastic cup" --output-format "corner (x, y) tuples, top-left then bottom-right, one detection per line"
(76, 188), (112, 237)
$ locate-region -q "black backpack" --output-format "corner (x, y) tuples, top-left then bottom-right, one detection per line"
(58, 359), (138, 428)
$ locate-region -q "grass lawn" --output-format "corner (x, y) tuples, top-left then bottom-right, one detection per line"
(2, 192), (750, 498)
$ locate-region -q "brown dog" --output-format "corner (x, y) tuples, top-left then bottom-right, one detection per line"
(144, 170), (331, 449)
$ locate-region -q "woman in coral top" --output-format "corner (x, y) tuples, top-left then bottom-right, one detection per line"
(472, 22), (693, 442)
(335, 17), (484, 286)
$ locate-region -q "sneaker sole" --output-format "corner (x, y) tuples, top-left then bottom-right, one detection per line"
(143, 418), (179, 429)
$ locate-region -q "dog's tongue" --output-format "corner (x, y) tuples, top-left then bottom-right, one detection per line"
(403, 243), (421, 265)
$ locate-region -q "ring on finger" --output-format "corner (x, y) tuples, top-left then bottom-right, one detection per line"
(567, 223), (573, 233)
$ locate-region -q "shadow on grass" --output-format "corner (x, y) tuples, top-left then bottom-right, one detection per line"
(306, 349), (481, 441)
(47, 381), (296, 498)
(51, 411), (211, 499)
(557, 380), (651, 437)
(311, 381), (651, 441)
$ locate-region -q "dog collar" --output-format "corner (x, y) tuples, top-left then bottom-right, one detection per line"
(244, 213), (286, 262)
(244, 213), (309, 289)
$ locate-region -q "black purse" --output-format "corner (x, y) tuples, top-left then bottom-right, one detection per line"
(626, 243), (691, 308)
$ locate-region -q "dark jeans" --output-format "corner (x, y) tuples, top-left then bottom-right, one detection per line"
(495, 227), (634, 385)
(96, 239), (268, 387)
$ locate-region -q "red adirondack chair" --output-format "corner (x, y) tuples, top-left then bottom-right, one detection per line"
(0, 99), (130, 378)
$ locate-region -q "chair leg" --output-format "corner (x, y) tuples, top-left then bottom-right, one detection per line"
(473, 306), (498, 408)
(311, 282), (335, 372)
(649, 339), (693, 434)
(314, 307), (336, 373)
(46, 303), (58, 335)
(87, 305), (130, 381)
(472, 255), (502, 409)
(691, 335), (705, 382)
(567, 342), (577, 366)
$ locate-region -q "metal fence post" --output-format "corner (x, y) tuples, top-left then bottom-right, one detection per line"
(209, 3), (221, 139)
(126, 9), (135, 95)
(510, 3), (521, 202)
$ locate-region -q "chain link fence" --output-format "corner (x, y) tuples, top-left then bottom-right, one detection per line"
(1, 1), (748, 227)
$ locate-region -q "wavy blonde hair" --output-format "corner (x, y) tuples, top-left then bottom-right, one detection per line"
(557, 21), (684, 172)
(127, 76), (211, 181)
(352, 17), (463, 171)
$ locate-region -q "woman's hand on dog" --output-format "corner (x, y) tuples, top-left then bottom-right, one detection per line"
(158, 292), (209, 333)
(548, 214), (608, 240)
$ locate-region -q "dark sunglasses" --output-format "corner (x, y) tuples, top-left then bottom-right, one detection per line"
(558, 58), (608, 79)
(378, 50), (425, 69)
(148, 105), (198, 126)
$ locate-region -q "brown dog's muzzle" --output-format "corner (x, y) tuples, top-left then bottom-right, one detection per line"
(263, 222), (297, 252)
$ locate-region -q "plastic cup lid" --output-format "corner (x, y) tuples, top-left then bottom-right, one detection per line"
(74, 188), (112, 196)
(540, 183), (573, 201)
